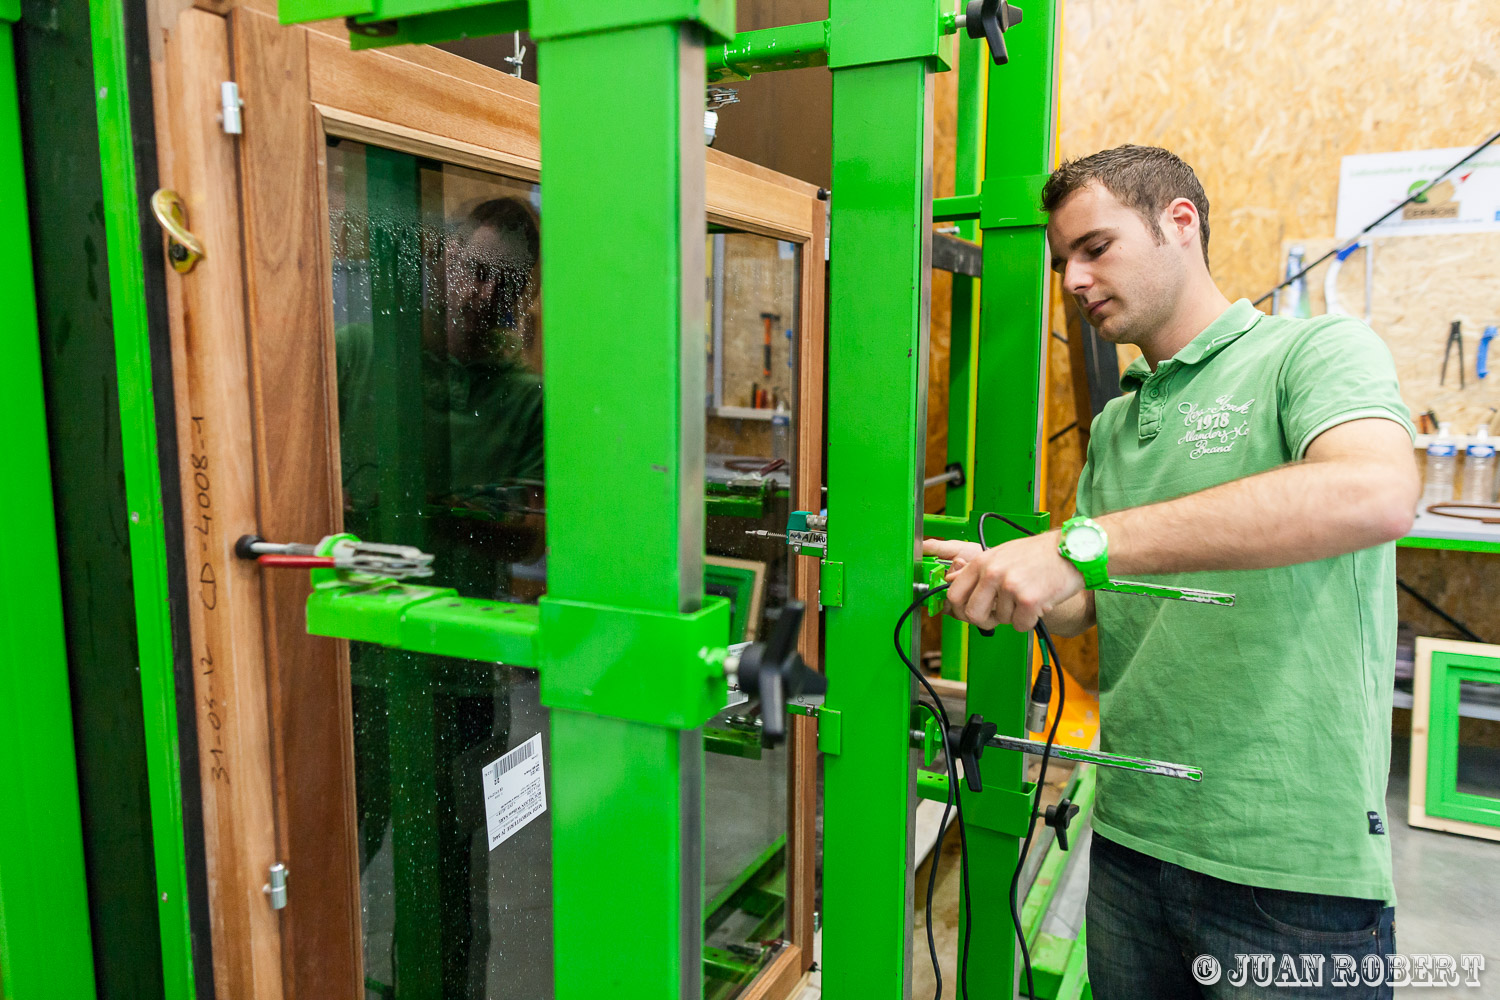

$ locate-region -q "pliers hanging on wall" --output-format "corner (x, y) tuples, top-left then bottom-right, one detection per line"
(1441, 320), (1465, 389)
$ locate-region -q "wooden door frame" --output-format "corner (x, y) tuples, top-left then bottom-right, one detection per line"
(150, 4), (826, 997)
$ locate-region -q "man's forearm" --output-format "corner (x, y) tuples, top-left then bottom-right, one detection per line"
(1043, 588), (1095, 637)
(1098, 457), (1415, 577)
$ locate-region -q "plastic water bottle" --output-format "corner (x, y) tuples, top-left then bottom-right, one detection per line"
(1278, 245), (1311, 319)
(771, 402), (791, 466)
(1463, 424), (1496, 504)
(1420, 422), (1458, 513)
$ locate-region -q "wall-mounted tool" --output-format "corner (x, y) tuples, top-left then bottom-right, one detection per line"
(1323, 239), (1373, 324)
(236, 534), (434, 578)
(759, 312), (780, 387)
(1441, 320), (1465, 388)
(1479, 325), (1495, 381)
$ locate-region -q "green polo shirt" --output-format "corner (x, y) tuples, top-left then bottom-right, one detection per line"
(1075, 299), (1413, 903)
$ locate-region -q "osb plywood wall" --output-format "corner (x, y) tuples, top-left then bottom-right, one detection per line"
(1059, 0), (1500, 303)
(1050, 0), (1500, 665)
(1290, 234), (1500, 437)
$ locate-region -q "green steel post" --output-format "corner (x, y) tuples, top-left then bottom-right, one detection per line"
(962, 1), (1061, 995)
(0, 18), (99, 999)
(822, 1), (942, 994)
(939, 25), (985, 679)
(89, 0), (199, 993)
(529, 4), (728, 996)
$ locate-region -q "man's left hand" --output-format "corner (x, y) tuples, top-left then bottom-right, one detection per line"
(941, 530), (1084, 632)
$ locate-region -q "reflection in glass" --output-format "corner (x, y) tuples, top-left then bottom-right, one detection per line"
(328, 139), (801, 999)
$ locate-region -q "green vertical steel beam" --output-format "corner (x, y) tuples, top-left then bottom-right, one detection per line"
(939, 26), (985, 680)
(0, 18), (99, 1000)
(962, 0), (1061, 996)
(821, 0), (940, 993)
(89, 0), (200, 994)
(531, 8), (719, 998)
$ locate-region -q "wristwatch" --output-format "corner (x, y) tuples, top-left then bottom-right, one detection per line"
(1057, 516), (1109, 588)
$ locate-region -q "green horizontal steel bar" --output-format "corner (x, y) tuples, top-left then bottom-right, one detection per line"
(530, 0), (734, 44)
(916, 768), (947, 802)
(1022, 764), (1095, 945)
(932, 193), (981, 222)
(348, 1), (527, 51)
(307, 582), (541, 665)
(704, 492), (766, 518)
(704, 725), (762, 760)
(922, 510), (1051, 542)
(1057, 923), (1090, 1000)
(703, 947), (759, 984)
(1397, 535), (1500, 554)
(705, 837), (784, 919)
(706, 19), (828, 82)
(1027, 932), (1073, 999)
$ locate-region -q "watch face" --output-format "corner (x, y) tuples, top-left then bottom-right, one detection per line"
(1062, 522), (1106, 562)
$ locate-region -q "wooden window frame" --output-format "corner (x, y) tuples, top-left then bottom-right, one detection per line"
(150, 5), (826, 998)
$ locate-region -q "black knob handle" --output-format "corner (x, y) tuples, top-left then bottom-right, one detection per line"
(735, 602), (825, 748)
(948, 713), (999, 792)
(1044, 797), (1081, 851)
(964, 0), (1024, 65)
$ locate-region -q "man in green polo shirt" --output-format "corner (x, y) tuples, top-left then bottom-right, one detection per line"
(925, 145), (1418, 998)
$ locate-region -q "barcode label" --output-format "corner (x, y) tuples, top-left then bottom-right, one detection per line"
(482, 733), (546, 851)
(487, 739), (534, 782)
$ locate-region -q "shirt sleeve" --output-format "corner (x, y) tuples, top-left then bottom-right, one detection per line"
(1276, 316), (1415, 460)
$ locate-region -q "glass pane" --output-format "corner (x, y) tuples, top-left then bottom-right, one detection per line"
(1455, 680), (1500, 800)
(330, 138), (551, 1000)
(329, 141), (801, 998)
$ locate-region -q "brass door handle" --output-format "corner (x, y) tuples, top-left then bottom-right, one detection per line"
(150, 189), (204, 273)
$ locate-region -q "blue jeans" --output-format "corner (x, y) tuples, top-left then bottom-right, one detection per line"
(1087, 834), (1396, 999)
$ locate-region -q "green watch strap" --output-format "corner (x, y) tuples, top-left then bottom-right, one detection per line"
(1059, 515), (1109, 589)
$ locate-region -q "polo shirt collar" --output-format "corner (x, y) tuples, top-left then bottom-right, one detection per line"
(1120, 298), (1264, 392)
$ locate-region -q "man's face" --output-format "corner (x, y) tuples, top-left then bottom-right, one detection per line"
(1046, 182), (1187, 345)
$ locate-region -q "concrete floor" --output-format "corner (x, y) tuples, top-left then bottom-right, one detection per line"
(802, 737), (1500, 999)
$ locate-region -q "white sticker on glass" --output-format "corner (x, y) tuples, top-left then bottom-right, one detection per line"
(482, 732), (547, 851)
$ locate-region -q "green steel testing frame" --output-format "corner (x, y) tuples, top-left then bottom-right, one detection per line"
(264, 0), (1060, 998)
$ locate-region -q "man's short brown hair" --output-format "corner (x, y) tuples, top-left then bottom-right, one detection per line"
(1041, 145), (1211, 270)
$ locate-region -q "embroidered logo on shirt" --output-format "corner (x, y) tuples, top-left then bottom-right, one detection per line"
(1368, 811), (1385, 835)
(1177, 395), (1255, 459)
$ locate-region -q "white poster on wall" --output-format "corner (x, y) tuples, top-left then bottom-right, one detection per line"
(1335, 145), (1500, 240)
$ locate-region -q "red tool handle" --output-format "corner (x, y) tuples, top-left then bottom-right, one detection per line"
(257, 554), (335, 569)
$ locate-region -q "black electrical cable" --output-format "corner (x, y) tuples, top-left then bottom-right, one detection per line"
(975, 509), (1064, 1000)
(1251, 128), (1500, 308)
(894, 585), (966, 1000)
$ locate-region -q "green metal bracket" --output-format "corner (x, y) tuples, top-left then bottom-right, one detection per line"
(538, 595), (731, 729)
(826, 0), (949, 72)
(932, 194), (982, 222)
(922, 509), (1051, 543)
(706, 19), (829, 82)
(920, 775), (1036, 839)
(918, 556), (947, 615)
(817, 706), (842, 755)
(704, 725), (763, 760)
(818, 560), (845, 608)
(979, 173), (1050, 230)
(307, 580), (542, 664)
(911, 705), (941, 767)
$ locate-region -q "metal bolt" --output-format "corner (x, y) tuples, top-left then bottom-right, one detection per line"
(169, 243), (188, 262)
